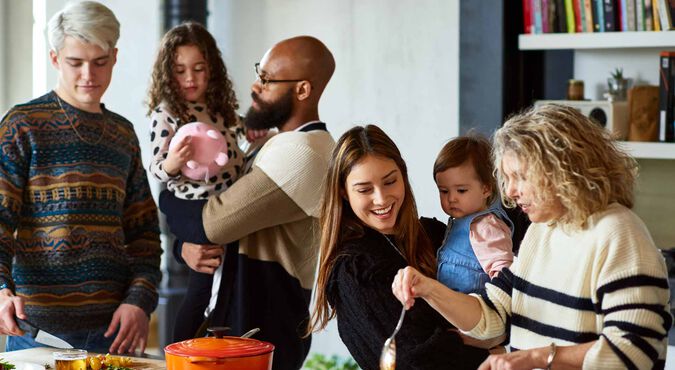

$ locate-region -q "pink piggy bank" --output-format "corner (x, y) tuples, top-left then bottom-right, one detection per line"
(169, 122), (229, 182)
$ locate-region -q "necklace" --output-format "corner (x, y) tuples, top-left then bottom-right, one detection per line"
(56, 95), (107, 145)
(382, 234), (406, 260)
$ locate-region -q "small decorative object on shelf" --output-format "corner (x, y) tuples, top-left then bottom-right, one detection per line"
(567, 79), (585, 100)
(606, 67), (630, 101)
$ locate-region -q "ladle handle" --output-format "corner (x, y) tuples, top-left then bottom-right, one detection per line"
(241, 327), (261, 338)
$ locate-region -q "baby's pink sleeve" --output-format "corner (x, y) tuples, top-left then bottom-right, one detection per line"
(469, 213), (514, 278)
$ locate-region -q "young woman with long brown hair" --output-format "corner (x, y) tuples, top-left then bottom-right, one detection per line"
(308, 125), (488, 369)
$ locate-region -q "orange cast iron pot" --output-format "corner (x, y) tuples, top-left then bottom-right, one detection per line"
(165, 336), (274, 370)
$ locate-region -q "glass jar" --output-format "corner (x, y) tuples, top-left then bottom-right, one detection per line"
(53, 349), (87, 370)
(567, 79), (584, 100)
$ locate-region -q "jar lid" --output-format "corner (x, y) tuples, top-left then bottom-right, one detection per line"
(165, 337), (274, 358)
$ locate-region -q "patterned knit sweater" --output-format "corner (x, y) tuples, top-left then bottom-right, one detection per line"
(466, 203), (671, 369)
(0, 91), (162, 333)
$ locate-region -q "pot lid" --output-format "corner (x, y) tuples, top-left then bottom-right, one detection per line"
(165, 337), (274, 358)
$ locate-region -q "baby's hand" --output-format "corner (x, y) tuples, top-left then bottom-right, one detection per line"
(246, 128), (268, 142)
(164, 135), (193, 176)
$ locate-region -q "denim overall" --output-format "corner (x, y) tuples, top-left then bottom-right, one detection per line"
(437, 198), (514, 295)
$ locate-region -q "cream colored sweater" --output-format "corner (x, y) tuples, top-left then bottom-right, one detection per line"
(201, 129), (335, 289)
(467, 203), (671, 369)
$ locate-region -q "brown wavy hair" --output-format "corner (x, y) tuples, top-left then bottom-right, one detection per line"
(493, 104), (638, 229)
(433, 134), (498, 206)
(146, 22), (238, 126)
(307, 124), (437, 334)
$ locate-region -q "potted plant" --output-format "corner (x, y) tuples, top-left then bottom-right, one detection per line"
(607, 67), (629, 101)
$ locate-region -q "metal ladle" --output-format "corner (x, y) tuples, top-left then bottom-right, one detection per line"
(206, 326), (260, 339)
(240, 327), (260, 338)
(379, 306), (406, 370)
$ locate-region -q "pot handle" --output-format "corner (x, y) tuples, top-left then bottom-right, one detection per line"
(188, 356), (225, 364)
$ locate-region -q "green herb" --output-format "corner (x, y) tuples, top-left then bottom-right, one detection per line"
(104, 365), (132, 370)
(303, 353), (360, 370)
(0, 358), (16, 370)
(610, 67), (624, 80)
(43, 364), (51, 369)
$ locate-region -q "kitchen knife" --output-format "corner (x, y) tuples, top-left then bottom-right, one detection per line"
(16, 317), (74, 349)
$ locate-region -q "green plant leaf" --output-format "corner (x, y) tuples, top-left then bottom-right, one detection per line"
(304, 353), (361, 370)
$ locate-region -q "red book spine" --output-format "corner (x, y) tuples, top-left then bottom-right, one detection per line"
(574, 0), (584, 31)
(524, 0), (534, 33)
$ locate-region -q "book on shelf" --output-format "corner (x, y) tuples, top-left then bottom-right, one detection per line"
(521, 0), (674, 33)
(658, 51), (675, 142)
(657, 0), (674, 29)
(565, 0), (578, 31)
(524, 0), (533, 33)
(548, 0), (562, 32)
(653, 0), (662, 30)
(636, 0), (645, 30)
(556, 0), (570, 31)
(595, 0), (606, 31)
(619, 0), (637, 30)
(534, 0), (544, 33)
(644, 0), (654, 30)
(584, 0), (596, 31)
(574, 0), (585, 31)
(605, 0), (618, 30)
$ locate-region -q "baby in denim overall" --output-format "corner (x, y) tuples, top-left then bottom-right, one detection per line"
(433, 135), (514, 295)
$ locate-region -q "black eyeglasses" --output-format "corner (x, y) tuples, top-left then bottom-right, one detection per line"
(255, 63), (303, 88)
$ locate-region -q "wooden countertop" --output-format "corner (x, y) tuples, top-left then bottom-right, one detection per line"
(0, 348), (166, 370)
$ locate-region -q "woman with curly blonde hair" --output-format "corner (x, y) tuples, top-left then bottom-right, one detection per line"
(392, 104), (671, 369)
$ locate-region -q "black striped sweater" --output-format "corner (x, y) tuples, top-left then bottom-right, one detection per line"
(467, 203), (671, 369)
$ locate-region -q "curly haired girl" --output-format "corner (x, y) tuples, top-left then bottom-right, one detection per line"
(145, 22), (261, 342)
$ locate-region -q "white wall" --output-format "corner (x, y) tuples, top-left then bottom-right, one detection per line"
(0, 0), (5, 110)
(210, 0), (460, 221)
(0, 0), (33, 113)
(209, 0), (461, 358)
(575, 49), (660, 100)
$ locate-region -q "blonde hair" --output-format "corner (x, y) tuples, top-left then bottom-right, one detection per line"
(307, 125), (436, 334)
(48, 1), (120, 53)
(493, 104), (637, 229)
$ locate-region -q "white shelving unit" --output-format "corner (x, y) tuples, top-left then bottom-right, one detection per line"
(519, 31), (675, 160)
(619, 141), (675, 160)
(519, 31), (675, 50)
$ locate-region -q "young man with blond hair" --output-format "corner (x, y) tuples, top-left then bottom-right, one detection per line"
(0, 1), (161, 354)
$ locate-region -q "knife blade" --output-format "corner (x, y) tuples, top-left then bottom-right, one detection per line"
(16, 317), (74, 349)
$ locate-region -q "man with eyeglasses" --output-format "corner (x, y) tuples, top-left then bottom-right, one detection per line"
(160, 36), (335, 370)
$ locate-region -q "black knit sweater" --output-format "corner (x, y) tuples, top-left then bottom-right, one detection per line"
(326, 218), (488, 370)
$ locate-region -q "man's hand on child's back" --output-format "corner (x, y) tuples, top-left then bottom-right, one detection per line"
(181, 242), (225, 274)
